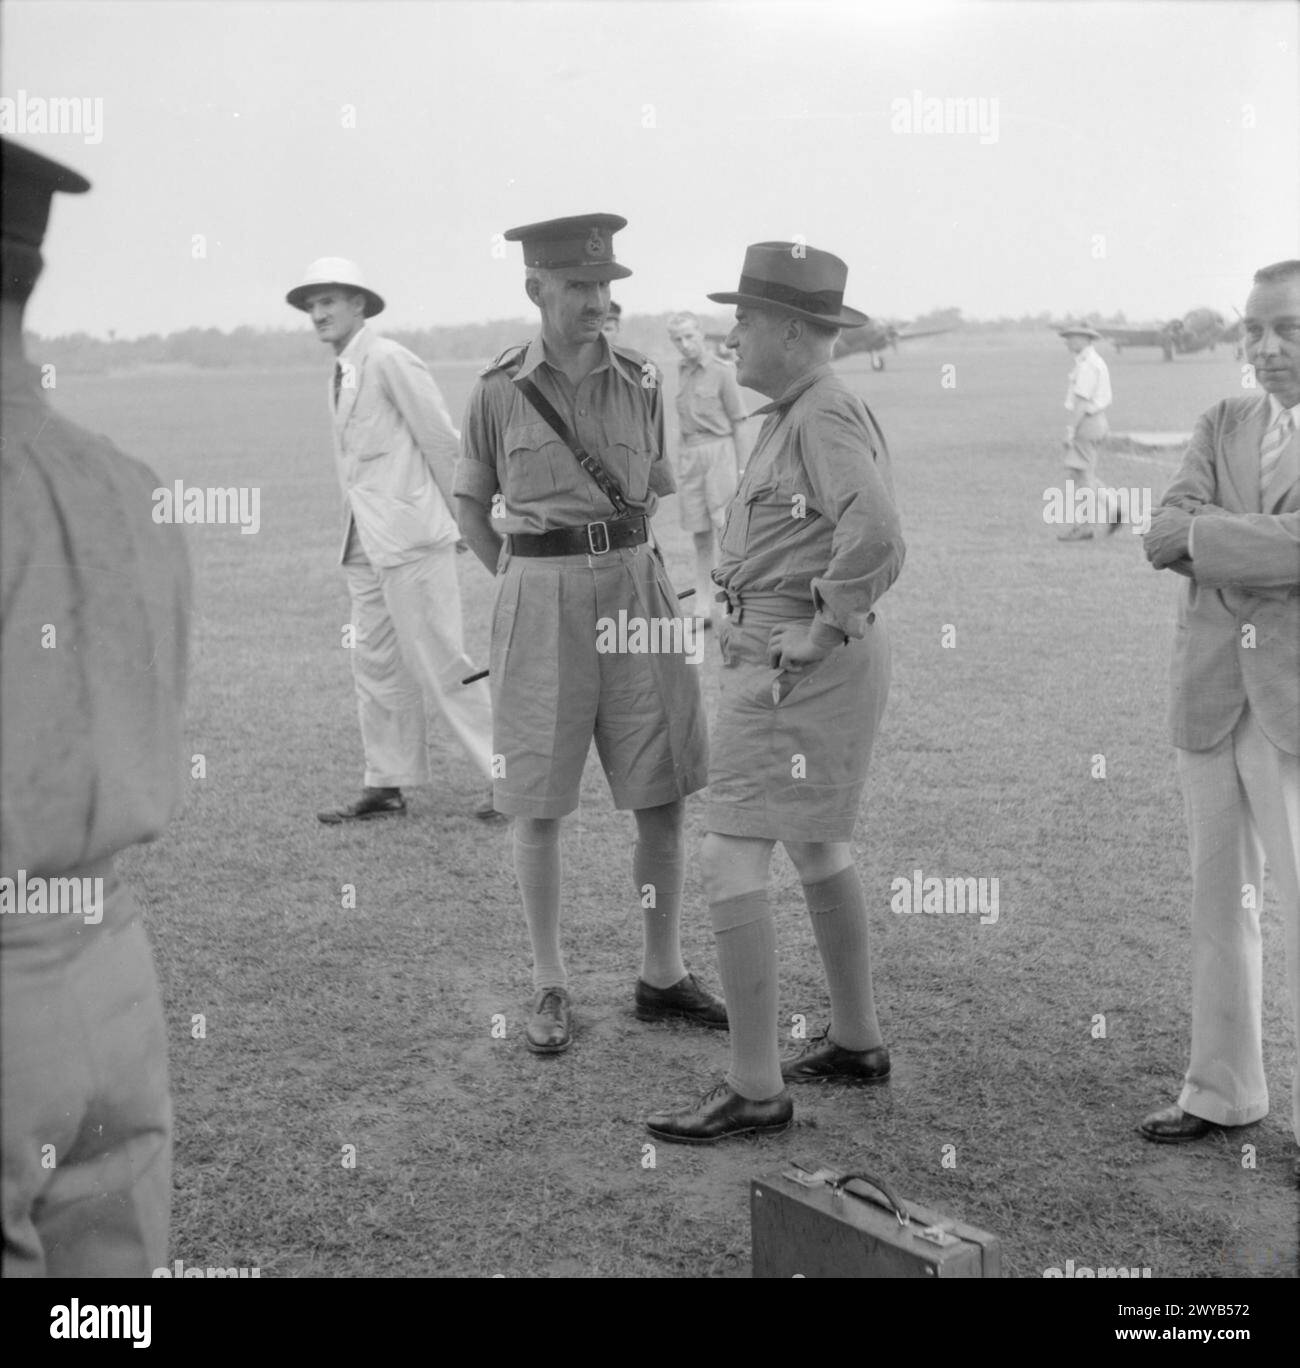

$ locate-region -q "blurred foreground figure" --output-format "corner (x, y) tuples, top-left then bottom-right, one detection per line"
(1, 138), (190, 1273)
(1139, 260), (1300, 1188)
(647, 243), (905, 1143)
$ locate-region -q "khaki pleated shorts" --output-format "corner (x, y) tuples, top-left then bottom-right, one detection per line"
(705, 607), (891, 842)
(676, 435), (739, 534)
(489, 543), (709, 817)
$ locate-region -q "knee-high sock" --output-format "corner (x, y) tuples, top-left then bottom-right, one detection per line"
(711, 891), (783, 1101)
(514, 825), (564, 990)
(804, 867), (883, 1052)
(635, 832), (687, 988)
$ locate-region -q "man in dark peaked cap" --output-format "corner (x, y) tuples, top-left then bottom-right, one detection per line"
(1, 138), (189, 1274)
(456, 213), (724, 1056)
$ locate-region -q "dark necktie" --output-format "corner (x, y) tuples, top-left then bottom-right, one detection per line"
(333, 360), (343, 410)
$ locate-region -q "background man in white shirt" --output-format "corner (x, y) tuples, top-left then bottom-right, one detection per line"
(1057, 323), (1116, 542)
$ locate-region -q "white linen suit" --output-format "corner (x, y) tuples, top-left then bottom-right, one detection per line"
(331, 325), (492, 788)
(1158, 392), (1300, 1142)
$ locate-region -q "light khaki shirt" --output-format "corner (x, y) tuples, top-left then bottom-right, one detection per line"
(676, 351), (747, 443)
(1, 360), (190, 887)
(715, 363), (905, 639)
(455, 333), (671, 536)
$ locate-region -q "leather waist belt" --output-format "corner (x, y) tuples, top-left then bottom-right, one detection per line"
(508, 514), (648, 558)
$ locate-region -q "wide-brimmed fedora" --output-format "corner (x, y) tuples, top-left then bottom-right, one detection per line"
(286, 257), (385, 317)
(1057, 322), (1101, 340)
(708, 242), (868, 329)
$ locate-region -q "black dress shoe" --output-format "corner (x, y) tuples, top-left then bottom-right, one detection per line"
(474, 788), (508, 821)
(1138, 1103), (1216, 1143)
(635, 972), (728, 1028)
(646, 1080), (792, 1145)
(317, 787), (406, 824)
(781, 1031), (890, 1084)
(525, 987), (572, 1055)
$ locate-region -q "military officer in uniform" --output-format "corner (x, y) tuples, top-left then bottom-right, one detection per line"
(455, 213), (724, 1054)
(647, 243), (905, 1143)
(2, 139), (189, 1273)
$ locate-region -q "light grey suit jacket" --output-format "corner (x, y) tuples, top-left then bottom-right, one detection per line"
(331, 325), (461, 568)
(1159, 394), (1300, 755)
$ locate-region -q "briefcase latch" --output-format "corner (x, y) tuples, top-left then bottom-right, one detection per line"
(914, 1221), (960, 1249)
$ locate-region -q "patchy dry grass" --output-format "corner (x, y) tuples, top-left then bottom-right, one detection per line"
(52, 338), (1296, 1278)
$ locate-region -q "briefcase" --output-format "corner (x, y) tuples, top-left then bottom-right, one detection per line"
(751, 1162), (1001, 1278)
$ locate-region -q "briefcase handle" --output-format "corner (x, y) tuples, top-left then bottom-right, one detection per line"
(830, 1171), (911, 1228)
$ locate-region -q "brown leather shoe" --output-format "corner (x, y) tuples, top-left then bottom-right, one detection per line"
(1138, 1103), (1216, 1143)
(317, 787), (406, 824)
(646, 1080), (792, 1145)
(525, 987), (571, 1055)
(781, 1031), (891, 1084)
(635, 972), (728, 1028)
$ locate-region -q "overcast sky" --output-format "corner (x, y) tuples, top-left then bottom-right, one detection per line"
(4, 0), (1297, 338)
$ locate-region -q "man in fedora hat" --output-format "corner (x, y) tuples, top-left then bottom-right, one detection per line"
(455, 213), (724, 1055)
(666, 311), (752, 631)
(1138, 260), (1300, 1187)
(286, 258), (498, 823)
(1057, 323), (1117, 542)
(2, 138), (189, 1273)
(646, 242), (905, 1143)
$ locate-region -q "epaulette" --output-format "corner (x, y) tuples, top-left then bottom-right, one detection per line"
(479, 343), (529, 379)
(610, 341), (661, 389)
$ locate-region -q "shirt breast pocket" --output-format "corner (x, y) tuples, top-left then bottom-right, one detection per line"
(503, 420), (564, 504)
(604, 443), (651, 504)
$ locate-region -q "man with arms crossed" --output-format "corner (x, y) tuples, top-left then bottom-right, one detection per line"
(286, 258), (498, 823)
(1139, 260), (1300, 1187)
(647, 243), (905, 1142)
(456, 214), (724, 1054)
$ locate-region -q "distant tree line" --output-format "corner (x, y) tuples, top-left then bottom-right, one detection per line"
(26, 307), (1126, 374)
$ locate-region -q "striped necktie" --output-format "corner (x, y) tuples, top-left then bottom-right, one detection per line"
(1260, 407), (1294, 507)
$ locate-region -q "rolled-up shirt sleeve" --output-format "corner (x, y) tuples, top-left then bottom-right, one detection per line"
(454, 379), (501, 507)
(644, 376), (676, 498)
(802, 403), (906, 638)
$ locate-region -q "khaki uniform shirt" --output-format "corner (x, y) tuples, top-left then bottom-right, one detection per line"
(455, 334), (672, 536)
(1, 360), (190, 899)
(716, 363), (904, 640)
(676, 352), (746, 442)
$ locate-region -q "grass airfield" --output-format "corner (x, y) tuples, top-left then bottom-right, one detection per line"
(48, 332), (1295, 1279)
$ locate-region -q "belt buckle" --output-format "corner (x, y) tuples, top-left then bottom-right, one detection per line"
(586, 520), (611, 555)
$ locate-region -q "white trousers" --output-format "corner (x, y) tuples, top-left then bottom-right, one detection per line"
(344, 537), (493, 789)
(1176, 705), (1300, 1142)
